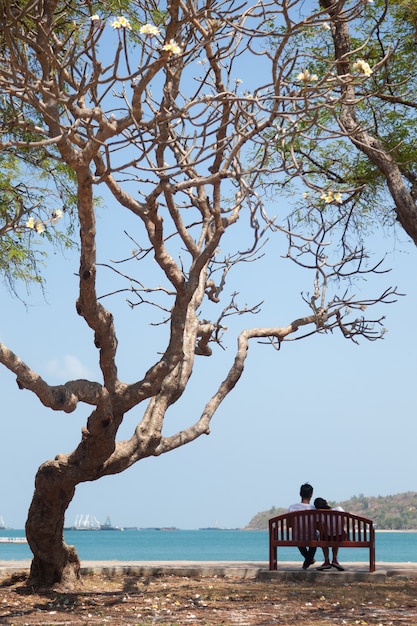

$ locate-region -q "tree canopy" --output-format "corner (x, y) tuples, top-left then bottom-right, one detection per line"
(0, 0), (414, 588)
(0, 144), (76, 293)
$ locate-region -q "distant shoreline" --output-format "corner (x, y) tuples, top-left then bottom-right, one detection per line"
(375, 529), (417, 533)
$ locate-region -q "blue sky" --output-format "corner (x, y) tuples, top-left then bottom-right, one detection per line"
(1, 208), (416, 530)
(1, 3), (416, 532)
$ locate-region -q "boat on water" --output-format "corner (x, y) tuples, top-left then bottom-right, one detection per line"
(0, 515), (13, 531)
(66, 514), (123, 531)
(69, 513), (101, 530)
(100, 516), (123, 531)
(199, 520), (222, 530)
(0, 537), (27, 544)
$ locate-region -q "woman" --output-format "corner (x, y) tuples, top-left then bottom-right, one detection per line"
(314, 497), (345, 571)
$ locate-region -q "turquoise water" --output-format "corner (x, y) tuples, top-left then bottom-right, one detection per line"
(0, 529), (416, 562)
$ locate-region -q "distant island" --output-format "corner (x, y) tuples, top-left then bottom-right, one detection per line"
(245, 491), (417, 530)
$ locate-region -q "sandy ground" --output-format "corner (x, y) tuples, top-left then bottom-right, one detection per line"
(1, 561), (417, 625)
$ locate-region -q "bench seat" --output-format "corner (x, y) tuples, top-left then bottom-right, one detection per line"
(269, 509), (375, 572)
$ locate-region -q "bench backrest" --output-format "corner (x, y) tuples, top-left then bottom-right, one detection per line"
(269, 510), (374, 545)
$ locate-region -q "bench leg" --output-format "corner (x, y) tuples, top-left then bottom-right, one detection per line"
(370, 545), (376, 572)
(269, 545), (277, 570)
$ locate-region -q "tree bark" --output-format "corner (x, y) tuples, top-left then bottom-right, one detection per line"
(25, 461), (80, 588)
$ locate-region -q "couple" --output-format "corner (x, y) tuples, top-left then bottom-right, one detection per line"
(289, 482), (345, 571)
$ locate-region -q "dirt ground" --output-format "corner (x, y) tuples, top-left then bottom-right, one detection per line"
(1, 571), (417, 625)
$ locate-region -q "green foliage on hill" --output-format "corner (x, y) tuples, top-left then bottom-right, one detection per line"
(245, 492), (417, 530)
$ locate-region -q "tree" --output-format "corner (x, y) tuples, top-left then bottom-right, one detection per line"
(0, 0), (402, 588)
(0, 80), (78, 293)
(266, 0), (417, 246)
(0, 146), (75, 294)
(321, 0), (417, 245)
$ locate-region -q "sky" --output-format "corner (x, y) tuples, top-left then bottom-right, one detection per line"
(1, 1), (417, 532)
(1, 210), (416, 531)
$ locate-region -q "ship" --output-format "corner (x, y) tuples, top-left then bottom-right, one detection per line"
(100, 516), (123, 531)
(70, 514), (101, 530)
(65, 514), (123, 531)
(0, 515), (12, 530)
(199, 521), (223, 530)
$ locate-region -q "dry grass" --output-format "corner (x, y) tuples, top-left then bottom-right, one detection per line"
(1, 571), (417, 625)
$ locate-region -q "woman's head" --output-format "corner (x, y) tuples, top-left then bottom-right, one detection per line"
(314, 497), (331, 509)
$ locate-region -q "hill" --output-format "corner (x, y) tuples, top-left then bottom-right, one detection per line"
(245, 492), (417, 530)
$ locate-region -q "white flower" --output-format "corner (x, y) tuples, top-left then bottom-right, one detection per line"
(320, 190), (343, 204)
(321, 191), (334, 204)
(26, 216), (35, 229)
(90, 15), (100, 22)
(118, 16), (131, 29)
(352, 59), (372, 77)
(297, 69), (318, 82)
(111, 16), (131, 30)
(140, 24), (160, 36)
(162, 39), (181, 55)
(51, 209), (63, 224)
(297, 70), (309, 81)
(322, 21), (331, 30)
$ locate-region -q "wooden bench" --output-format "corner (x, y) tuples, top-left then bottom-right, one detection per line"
(269, 510), (375, 572)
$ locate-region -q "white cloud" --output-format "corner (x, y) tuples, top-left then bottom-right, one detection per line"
(46, 355), (95, 380)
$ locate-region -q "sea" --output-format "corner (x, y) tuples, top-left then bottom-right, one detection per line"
(0, 529), (416, 563)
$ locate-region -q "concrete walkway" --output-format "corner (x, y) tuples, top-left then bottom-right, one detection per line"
(1, 561), (417, 582)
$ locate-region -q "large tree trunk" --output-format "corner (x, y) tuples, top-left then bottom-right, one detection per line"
(23, 401), (129, 588)
(25, 460), (80, 588)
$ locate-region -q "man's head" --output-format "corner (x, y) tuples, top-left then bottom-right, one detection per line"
(299, 483), (313, 501)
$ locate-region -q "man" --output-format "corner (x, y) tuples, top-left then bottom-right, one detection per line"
(288, 483), (317, 569)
